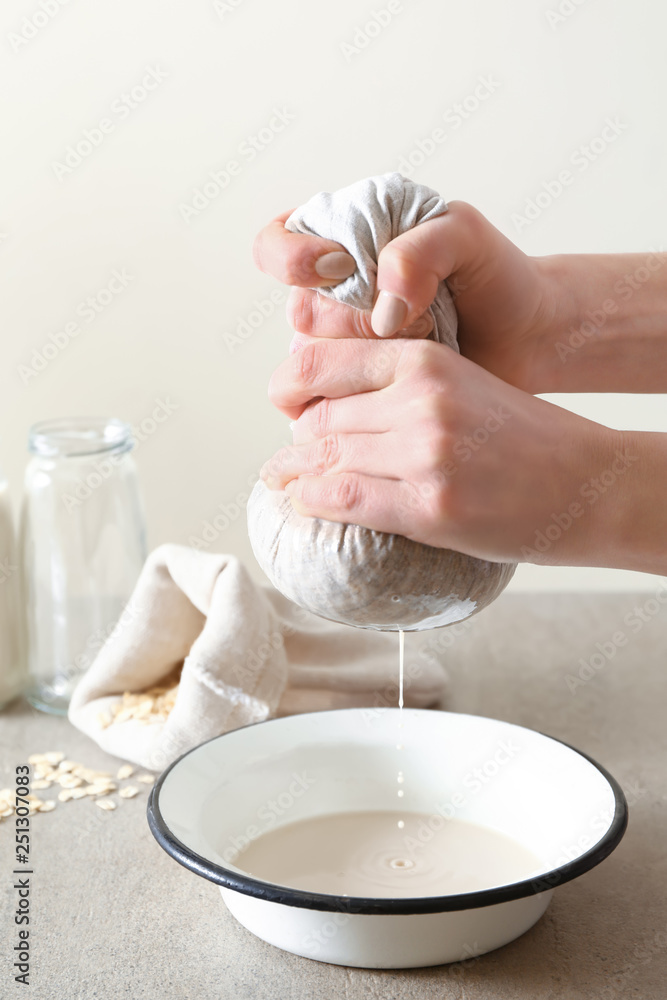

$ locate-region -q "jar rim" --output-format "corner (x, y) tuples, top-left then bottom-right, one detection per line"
(28, 417), (133, 458)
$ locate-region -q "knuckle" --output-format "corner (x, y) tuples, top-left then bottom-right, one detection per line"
(382, 242), (418, 284)
(422, 421), (452, 468)
(309, 398), (332, 438)
(410, 389), (447, 427)
(430, 481), (454, 519)
(293, 341), (320, 388)
(284, 251), (316, 286)
(350, 308), (376, 339)
(313, 434), (343, 474)
(401, 337), (442, 377)
(330, 475), (363, 512)
(414, 476), (452, 525)
(448, 200), (488, 242)
(286, 288), (314, 333)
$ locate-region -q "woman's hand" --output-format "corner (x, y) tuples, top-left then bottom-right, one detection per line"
(259, 337), (646, 569)
(253, 201), (560, 392)
(254, 201), (667, 394)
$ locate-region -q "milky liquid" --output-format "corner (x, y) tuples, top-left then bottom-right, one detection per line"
(396, 628), (405, 803)
(231, 632), (540, 897)
(231, 811), (542, 898)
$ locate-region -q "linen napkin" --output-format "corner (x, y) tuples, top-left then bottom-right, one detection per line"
(68, 544), (448, 770)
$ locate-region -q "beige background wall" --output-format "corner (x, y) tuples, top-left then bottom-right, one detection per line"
(1, 0), (665, 591)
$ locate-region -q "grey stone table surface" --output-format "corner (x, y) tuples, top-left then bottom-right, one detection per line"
(1, 590), (666, 1000)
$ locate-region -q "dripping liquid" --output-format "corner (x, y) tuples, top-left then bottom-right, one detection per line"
(230, 628), (542, 897)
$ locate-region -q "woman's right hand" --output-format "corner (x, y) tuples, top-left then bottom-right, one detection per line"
(253, 201), (562, 392)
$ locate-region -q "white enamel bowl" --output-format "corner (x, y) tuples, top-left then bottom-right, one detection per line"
(147, 708), (627, 969)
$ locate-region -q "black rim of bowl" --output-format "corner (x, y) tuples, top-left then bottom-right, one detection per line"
(146, 709), (629, 916)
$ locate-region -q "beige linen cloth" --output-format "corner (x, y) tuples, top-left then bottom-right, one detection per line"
(68, 544), (448, 770)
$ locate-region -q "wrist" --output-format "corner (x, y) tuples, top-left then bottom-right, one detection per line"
(524, 254), (579, 393)
(522, 420), (636, 569)
(550, 426), (667, 575)
(604, 429), (667, 575)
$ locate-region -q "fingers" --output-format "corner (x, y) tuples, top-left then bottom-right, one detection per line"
(370, 202), (486, 337)
(287, 288), (434, 340)
(267, 339), (405, 419)
(253, 210), (357, 288)
(291, 391), (394, 443)
(260, 432), (400, 489)
(282, 472), (421, 539)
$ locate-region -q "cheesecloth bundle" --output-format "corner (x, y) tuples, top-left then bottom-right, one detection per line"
(247, 173), (515, 631)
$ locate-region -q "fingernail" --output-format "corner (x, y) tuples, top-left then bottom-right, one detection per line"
(371, 291), (408, 338)
(314, 251), (356, 280)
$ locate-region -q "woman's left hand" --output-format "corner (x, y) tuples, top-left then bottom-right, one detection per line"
(260, 335), (627, 567)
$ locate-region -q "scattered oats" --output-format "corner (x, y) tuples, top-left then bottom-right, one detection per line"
(88, 782), (116, 797)
(73, 767), (98, 784)
(58, 774), (83, 789)
(95, 799), (116, 811)
(21, 752), (146, 815)
(1, 807), (13, 818)
(119, 786), (139, 799)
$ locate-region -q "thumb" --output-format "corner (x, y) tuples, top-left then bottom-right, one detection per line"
(370, 201), (480, 338)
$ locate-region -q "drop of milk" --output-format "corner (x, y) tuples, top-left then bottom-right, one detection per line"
(389, 857), (415, 870)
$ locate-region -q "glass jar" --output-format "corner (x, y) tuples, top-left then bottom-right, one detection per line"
(0, 461), (24, 710)
(20, 417), (146, 714)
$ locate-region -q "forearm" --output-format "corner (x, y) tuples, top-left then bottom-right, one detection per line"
(534, 252), (667, 393)
(609, 430), (667, 576)
(531, 427), (667, 576)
